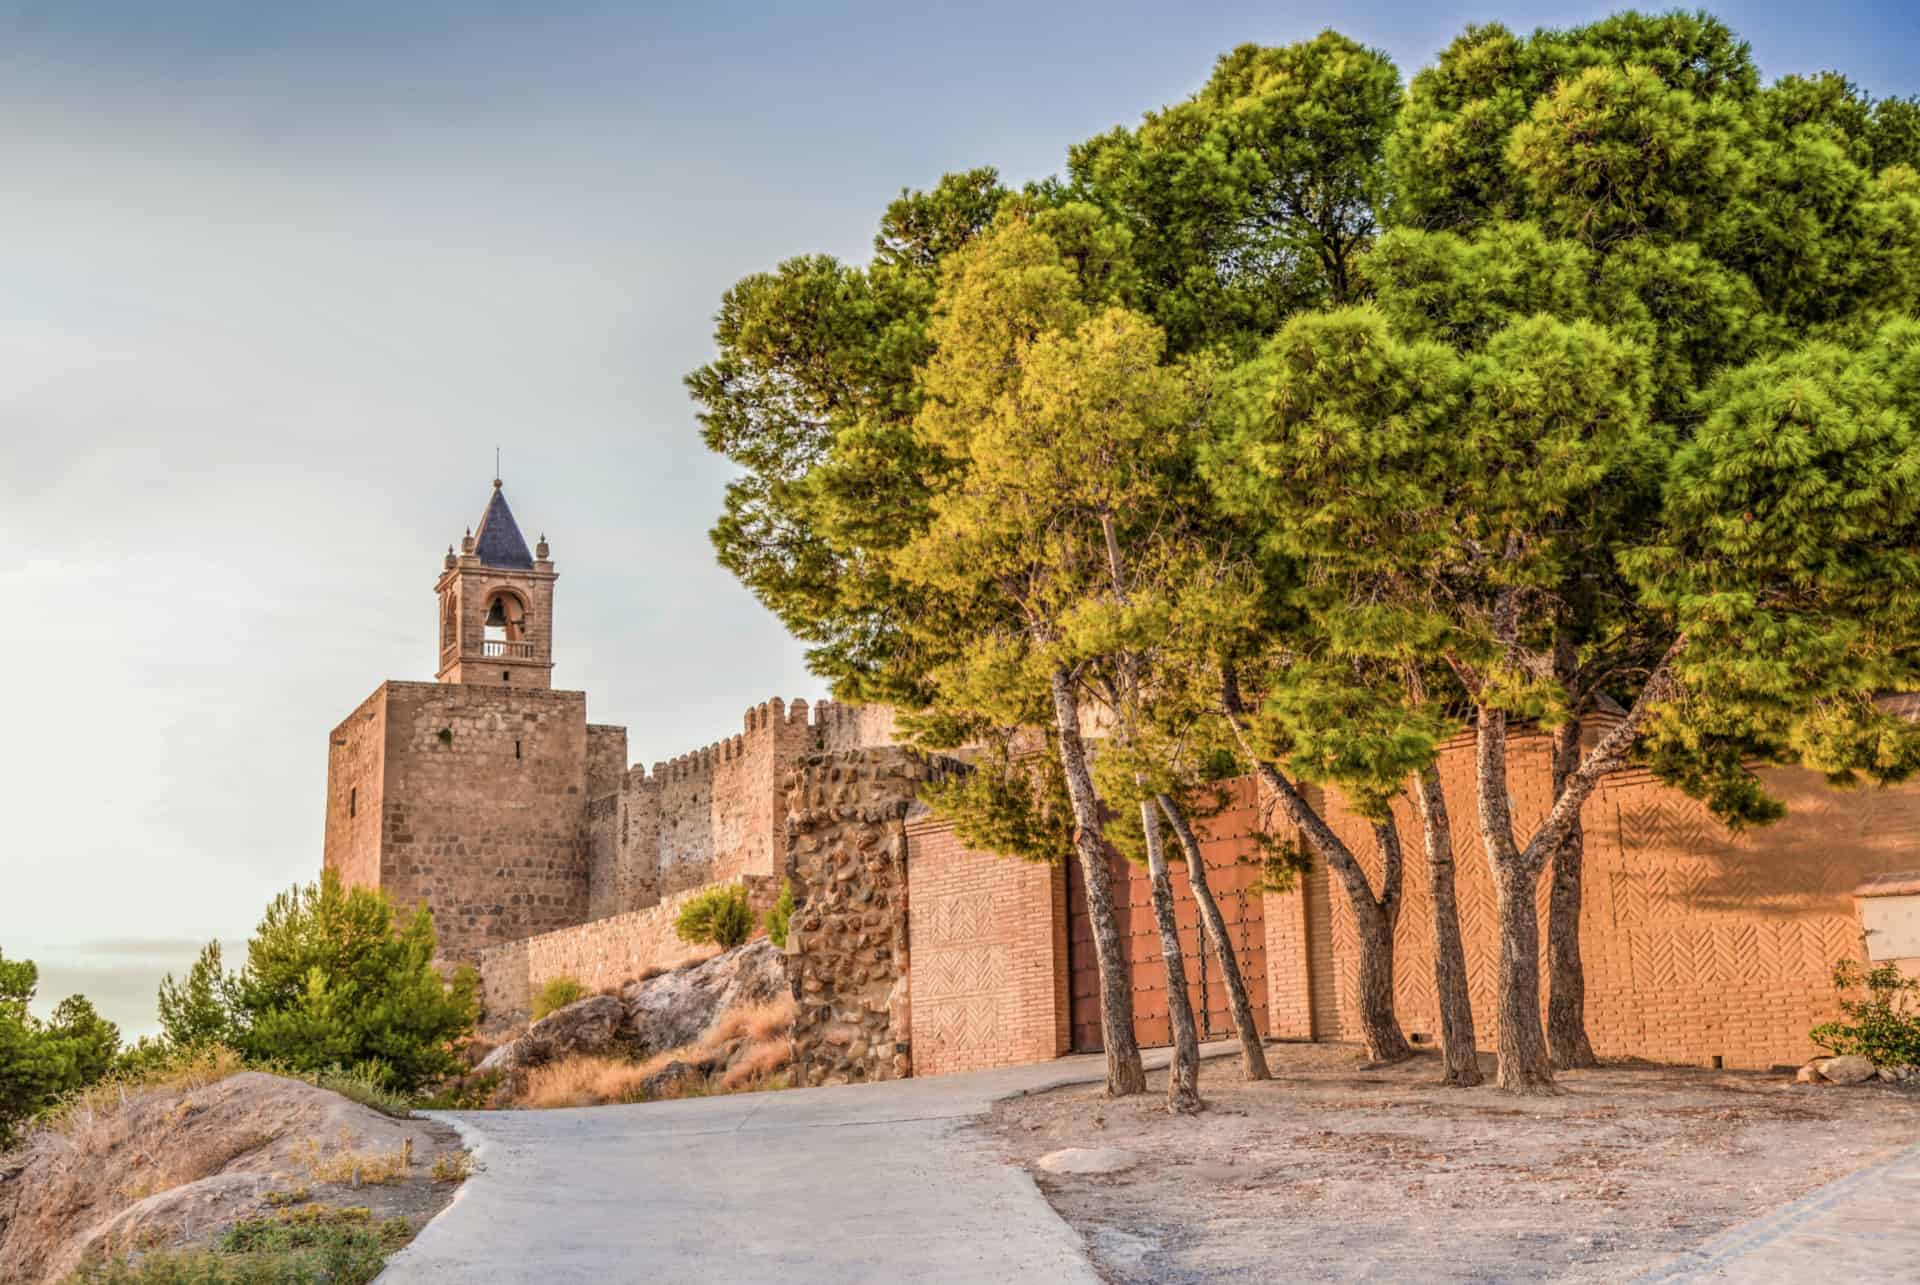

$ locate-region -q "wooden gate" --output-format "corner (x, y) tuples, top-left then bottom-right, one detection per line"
(1066, 778), (1269, 1052)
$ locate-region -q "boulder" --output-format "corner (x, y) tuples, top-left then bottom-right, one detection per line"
(1036, 1147), (1144, 1176)
(620, 940), (788, 1059)
(1815, 1055), (1877, 1086)
(477, 994), (627, 1076)
(640, 1060), (706, 1101)
(1796, 1063), (1829, 1084)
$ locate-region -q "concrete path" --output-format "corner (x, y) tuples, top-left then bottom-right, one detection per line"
(381, 1046), (1214, 1284)
(1639, 1139), (1920, 1282)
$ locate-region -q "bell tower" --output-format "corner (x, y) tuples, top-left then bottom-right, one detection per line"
(435, 479), (557, 688)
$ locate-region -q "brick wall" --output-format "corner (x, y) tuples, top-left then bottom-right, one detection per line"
(477, 875), (780, 1022)
(1269, 731), (1920, 1069)
(904, 813), (1070, 1076)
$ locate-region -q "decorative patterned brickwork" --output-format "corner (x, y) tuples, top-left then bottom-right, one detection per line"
(1267, 731), (1920, 1070)
(904, 814), (1070, 1075)
(785, 749), (926, 1087)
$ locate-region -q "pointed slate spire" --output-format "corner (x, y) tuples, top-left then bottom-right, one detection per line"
(473, 479), (535, 570)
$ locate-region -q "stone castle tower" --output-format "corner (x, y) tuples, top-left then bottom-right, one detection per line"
(322, 480), (897, 965)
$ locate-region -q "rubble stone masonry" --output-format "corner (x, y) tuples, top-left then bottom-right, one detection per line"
(785, 749), (926, 1087)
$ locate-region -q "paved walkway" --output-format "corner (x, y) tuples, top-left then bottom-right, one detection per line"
(1638, 1138), (1920, 1282)
(381, 1046), (1218, 1284)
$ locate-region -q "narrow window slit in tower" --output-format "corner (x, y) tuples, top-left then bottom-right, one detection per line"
(515, 739), (522, 760)
(349, 787), (357, 818)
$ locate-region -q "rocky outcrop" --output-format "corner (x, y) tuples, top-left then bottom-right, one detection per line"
(0, 1069), (462, 1285)
(477, 994), (628, 1077)
(478, 941), (789, 1083)
(620, 941), (787, 1059)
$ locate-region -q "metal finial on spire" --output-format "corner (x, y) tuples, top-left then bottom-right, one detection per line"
(494, 446), (501, 488)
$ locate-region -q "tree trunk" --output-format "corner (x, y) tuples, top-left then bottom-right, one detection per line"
(1492, 860), (1557, 1093)
(1141, 799), (1203, 1113)
(1411, 767), (1481, 1087)
(1049, 668), (1145, 1096)
(1547, 716), (1598, 1070)
(1353, 820), (1414, 1065)
(1220, 668), (1411, 1065)
(1158, 794), (1270, 1081)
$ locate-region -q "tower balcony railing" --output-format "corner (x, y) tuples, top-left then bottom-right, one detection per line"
(483, 639), (536, 659)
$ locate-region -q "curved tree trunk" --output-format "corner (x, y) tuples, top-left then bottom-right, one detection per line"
(1050, 668), (1145, 1096)
(1411, 767), (1481, 1087)
(1220, 669), (1411, 1065)
(1141, 799), (1203, 1112)
(1547, 716), (1599, 1070)
(1158, 793), (1270, 1080)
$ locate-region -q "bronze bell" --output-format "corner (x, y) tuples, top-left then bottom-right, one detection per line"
(485, 598), (508, 627)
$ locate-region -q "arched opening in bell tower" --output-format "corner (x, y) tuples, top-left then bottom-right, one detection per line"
(482, 589), (530, 658)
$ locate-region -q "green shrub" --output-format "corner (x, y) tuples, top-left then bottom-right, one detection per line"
(2, 948), (122, 1148)
(309, 1063), (414, 1118)
(66, 1205), (412, 1284)
(766, 881), (795, 950)
(413, 1069), (504, 1111)
(1811, 959), (1920, 1067)
(674, 885), (756, 949)
(531, 976), (587, 1021)
(151, 872), (479, 1094)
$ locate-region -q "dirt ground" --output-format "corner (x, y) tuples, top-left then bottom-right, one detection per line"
(979, 1042), (1920, 1284)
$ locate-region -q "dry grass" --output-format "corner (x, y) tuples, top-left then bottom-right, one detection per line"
(510, 996), (797, 1109)
(299, 1130), (414, 1186)
(42, 1046), (248, 1139)
(517, 1055), (654, 1109)
(430, 1149), (475, 1183)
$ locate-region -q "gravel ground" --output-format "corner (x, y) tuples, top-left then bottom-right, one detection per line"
(978, 1042), (1920, 1284)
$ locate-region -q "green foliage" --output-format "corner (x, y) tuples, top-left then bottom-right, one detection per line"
(1070, 31), (1402, 352)
(674, 885), (756, 949)
(158, 940), (233, 1050)
(308, 1064), (415, 1119)
(1810, 960), (1920, 1068)
(921, 749), (1074, 866)
(531, 976), (587, 1022)
(152, 872), (477, 1094)
(1, 947), (122, 1149)
(412, 1069), (503, 1112)
(68, 1205), (411, 1285)
(765, 881), (795, 951)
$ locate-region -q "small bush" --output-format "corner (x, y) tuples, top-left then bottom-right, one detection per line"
(531, 976), (587, 1021)
(430, 1149), (475, 1183)
(299, 1130), (414, 1186)
(67, 1205), (411, 1284)
(413, 1069), (504, 1111)
(766, 880), (795, 950)
(674, 885), (756, 949)
(310, 1063), (413, 1119)
(1811, 959), (1920, 1067)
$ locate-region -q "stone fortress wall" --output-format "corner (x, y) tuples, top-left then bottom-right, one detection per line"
(328, 483), (1920, 1082)
(467, 697), (898, 1019)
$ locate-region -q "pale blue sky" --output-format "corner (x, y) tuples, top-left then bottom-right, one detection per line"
(4, 1), (1914, 1034)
